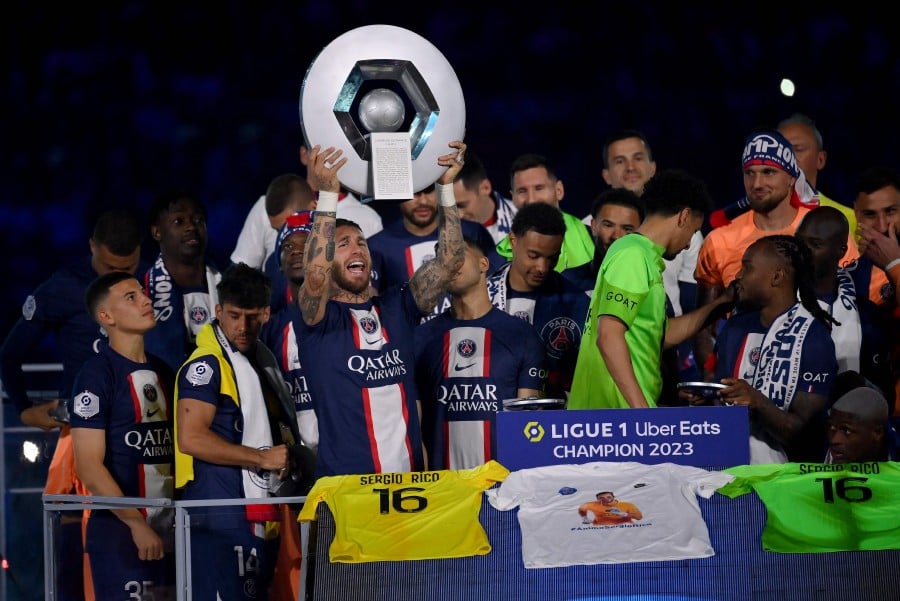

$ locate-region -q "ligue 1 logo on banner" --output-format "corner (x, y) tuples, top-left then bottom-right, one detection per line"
(299, 24), (466, 198)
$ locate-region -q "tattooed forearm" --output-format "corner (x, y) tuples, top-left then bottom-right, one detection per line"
(409, 203), (465, 312)
(437, 207), (465, 270)
(299, 212), (337, 325)
(410, 262), (443, 312)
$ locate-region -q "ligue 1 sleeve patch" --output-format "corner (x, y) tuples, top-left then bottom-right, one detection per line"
(73, 390), (100, 419)
(185, 361), (213, 386)
(22, 295), (36, 320)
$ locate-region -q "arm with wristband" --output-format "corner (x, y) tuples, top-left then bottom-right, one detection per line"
(408, 140), (468, 313)
(298, 145), (347, 326)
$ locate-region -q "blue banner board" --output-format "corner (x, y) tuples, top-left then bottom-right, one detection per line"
(496, 406), (750, 470)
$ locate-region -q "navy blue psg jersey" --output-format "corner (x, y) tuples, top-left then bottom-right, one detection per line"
(1, 256), (107, 412)
(261, 303), (318, 447)
(262, 251), (292, 316)
(368, 219), (503, 292)
(715, 309), (837, 404)
(297, 285), (425, 477)
(488, 269), (590, 398)
(415, 307), (546, 470)
(68, 345), (175, 501)
(175, 351), (245, 501)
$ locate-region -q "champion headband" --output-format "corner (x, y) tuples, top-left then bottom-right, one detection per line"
(741, 131), (800, 179)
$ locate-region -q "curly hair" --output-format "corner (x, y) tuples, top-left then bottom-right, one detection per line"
(763, 234), (839, 327)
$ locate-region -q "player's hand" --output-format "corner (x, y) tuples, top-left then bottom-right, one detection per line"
(258, 444), (290, 476)
(857, 222), (900, 270)
(719, 378), (766, 409)
(127, 518), (165, 561)
(309, 145), (347, 194)
(20, 400), (65, 430)
(679, 389), (710, 406)
(437, 140), (467, 184)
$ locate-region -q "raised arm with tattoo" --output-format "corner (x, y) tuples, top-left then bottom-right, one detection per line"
(299, 145), (347, 325)
(409, 141), (468, 312)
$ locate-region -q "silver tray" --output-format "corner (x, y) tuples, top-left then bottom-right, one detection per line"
(676, 381), (727, 400)
(501, 397), (567, 411)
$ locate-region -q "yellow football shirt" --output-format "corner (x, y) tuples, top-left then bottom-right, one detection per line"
(298, 460), (509, 562)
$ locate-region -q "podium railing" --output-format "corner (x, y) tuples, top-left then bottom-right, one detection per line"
(42, 494), (310, 601)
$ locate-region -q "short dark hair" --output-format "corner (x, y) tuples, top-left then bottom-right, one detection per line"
(335, 217), (362, 233)
(856, 166), (900, 196)
(217, 263), (271, 309)
(777, 113), (824, 150)
(265, 174), (314, 217)
(756, 234), (837, 327)
(148, 190), (207, 228)
(590, 188), (645, 222)
(453, 151), (489, 189)
(510, 202), (566, 237)
(508, 153), (559, 190)
(602, 129), (653, 168)
(796, 205), (850, 241)
(91, 209), (143, 256)
(462, 235), (485, 255)
(641, 169), (713, 217)
(84, 271), (138, 319)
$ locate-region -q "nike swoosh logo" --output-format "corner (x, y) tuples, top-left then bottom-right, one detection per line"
(146, 409), (159, 418)
(366, 337), (383, 344)
(454, 363), (476, 371)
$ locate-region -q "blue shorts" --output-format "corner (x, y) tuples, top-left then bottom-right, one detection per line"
(86, 512), (174, 600)
(188, 525), (277, 601)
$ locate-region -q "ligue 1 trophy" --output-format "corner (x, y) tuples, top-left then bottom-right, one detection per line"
(299, 24), (466, 199)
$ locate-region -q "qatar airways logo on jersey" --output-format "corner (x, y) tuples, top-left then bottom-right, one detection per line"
(439, 384), (498, 412)
(124, 425), (173, 459)
(347, 348), (408, 381)
(287, 374), (313, 407)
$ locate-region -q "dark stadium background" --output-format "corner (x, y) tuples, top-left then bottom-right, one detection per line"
(1, 4), (899, 599)
(2, 2), (899, 368)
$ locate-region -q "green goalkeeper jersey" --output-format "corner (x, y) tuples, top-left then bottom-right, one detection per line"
(719, 462), (900, 553)
(568, 233), (667, 409)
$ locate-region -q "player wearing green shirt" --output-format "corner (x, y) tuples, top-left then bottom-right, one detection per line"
(568, 170), (733, 409)
(569, 233), (667, 408)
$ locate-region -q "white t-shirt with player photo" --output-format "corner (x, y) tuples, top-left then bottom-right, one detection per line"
(485, 461), (733, 568)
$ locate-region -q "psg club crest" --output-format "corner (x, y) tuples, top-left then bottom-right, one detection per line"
(143, 383), (158, 404)
(749, 346), (761, 366)
(541, 317), (580, 359)
(189, 305), (209, 325)
(359, 315), (379, 335)
(456, 338), (477, 358)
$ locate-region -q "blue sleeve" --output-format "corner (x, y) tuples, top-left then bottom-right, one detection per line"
(367, 237), (386, 292)
(0, 316), (51, 412)
(176, 355), (223, 406)
(68, 358), (113, 430)
(678, 281), (698, 313)
(713, 319), (739, 382)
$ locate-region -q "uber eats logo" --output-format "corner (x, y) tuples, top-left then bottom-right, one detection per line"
(523, 421), (545, 443)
